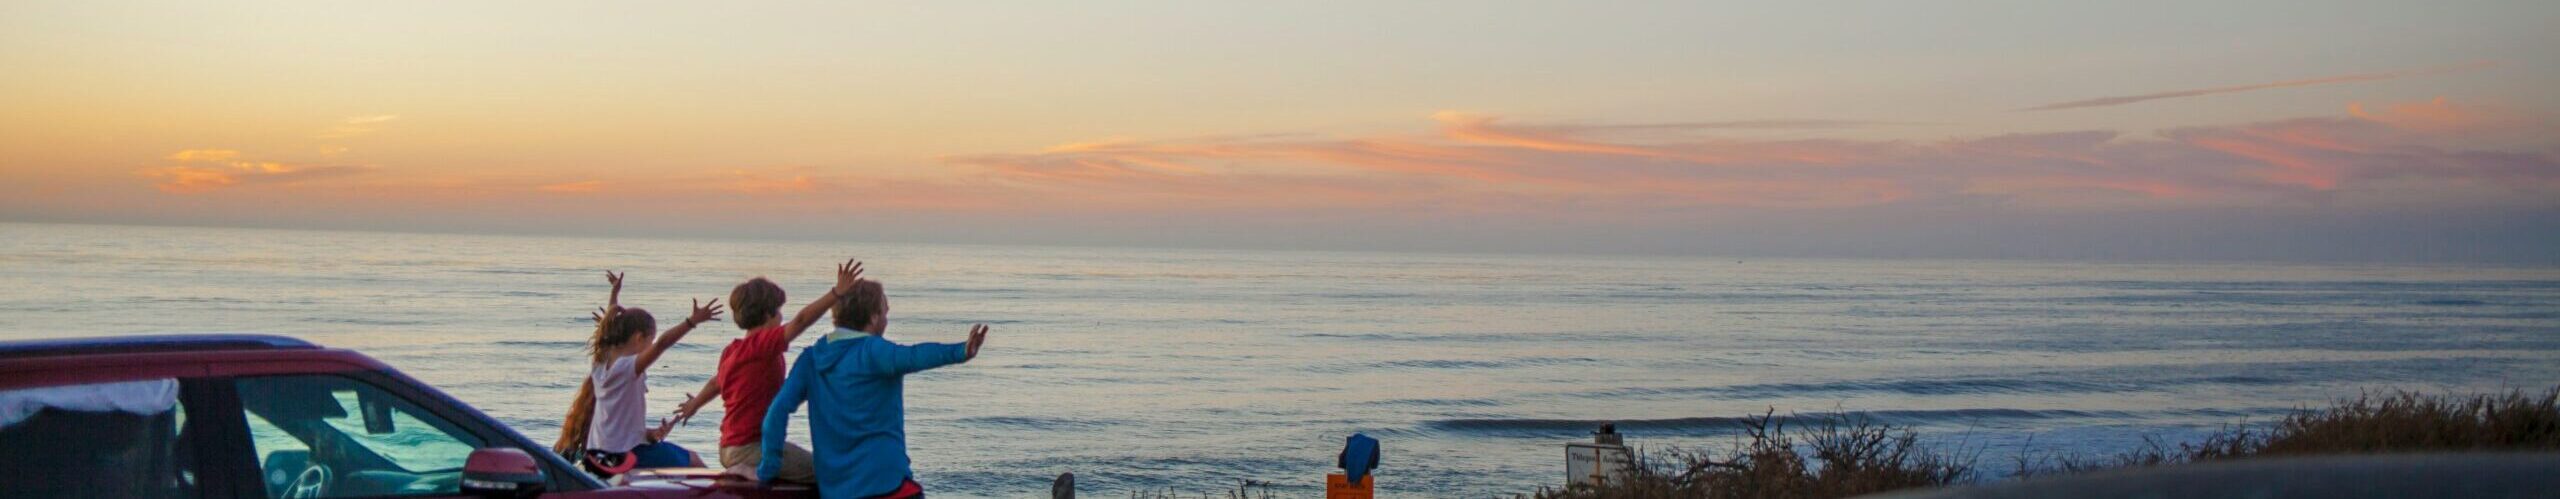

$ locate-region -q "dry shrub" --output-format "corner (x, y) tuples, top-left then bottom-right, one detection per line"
(1530, 409), (1976, 499)
(1127, 479), (1277, 499)
(2258, 387), (2560, 455)
(2017, 387), (2560, 476)
(1538, 387), (2558, 498)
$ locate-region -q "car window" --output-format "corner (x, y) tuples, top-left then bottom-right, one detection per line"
(0, 378), (193, 499)
(235, 375), (484, 498)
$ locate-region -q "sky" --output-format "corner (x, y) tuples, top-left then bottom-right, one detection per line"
(3, 1), (2556, 262)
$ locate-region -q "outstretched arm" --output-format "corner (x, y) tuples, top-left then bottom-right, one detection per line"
(780, 258), (863, 343)
(635, 298), (722, 373)
(669, 373), (720, 427)
(862, 324), (987, 376)
(756, 357), (814, 483)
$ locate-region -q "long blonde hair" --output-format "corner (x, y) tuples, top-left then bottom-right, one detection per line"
(552, 380), (596, 456)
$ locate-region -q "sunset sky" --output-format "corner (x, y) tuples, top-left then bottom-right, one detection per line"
(4, 1), (2556, 262)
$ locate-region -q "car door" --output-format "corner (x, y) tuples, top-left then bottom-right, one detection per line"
(0, 377), (234, 499)
(192, 372), (634, 499)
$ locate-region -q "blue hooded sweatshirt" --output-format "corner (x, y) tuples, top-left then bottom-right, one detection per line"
(760, 328), (971, 498)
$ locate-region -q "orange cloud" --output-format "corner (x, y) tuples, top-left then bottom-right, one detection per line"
(1435, 111), (1680, 159)
(138, 149), (374, 193)
(537, 180), (606, 193)
(166, 149), (242, 162)
(723, 169), (834, 193)
(2346, 96), (2540, 135)
(141, 166), (245, 193)
(1434, 112), (1894, 165)
(130, 103), (2556, 219)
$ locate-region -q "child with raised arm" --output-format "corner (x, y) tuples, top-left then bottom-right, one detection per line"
(760, 277), (991, 498)
(666, 259), (864, 483)
(570, 271), (721, 475)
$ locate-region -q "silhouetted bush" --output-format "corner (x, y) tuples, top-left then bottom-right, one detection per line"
(2015, 387), (2560, 476)
(1530, 409), (1976, 499)
(1530, 387), (2558, 499)
(1128, 479), (1277, 499)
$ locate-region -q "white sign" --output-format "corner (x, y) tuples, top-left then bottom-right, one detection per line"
(1565, 443), (1633, 487)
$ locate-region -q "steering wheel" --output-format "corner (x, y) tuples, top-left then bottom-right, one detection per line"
(282, 462), (331, 499)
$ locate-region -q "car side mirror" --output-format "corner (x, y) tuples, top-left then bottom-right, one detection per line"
(461, 448), (546, 499)
(358, 390), (395, 434)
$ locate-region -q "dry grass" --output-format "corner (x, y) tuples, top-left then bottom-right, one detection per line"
(1529, 409), (1978, 499)
(1532, 387), (2559, 499)
(2259, 388), (2560, 453)
(1127, 479), (1277, 499)
(2016, 387), (2560, 475)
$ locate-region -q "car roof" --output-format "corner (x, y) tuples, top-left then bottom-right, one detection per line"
(0, 334), (386, 390)
(0, 333), (319, 361)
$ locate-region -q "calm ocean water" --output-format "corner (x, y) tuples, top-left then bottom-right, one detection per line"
(2, 222), (2556, 497)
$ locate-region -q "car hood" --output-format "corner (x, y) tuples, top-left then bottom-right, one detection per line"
(614, 467), (815, 498)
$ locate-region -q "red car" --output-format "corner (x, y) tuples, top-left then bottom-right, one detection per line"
(0, 334), (812, 499)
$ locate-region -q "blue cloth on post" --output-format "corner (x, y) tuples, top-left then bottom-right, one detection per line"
(1340, 433), (1380, 483)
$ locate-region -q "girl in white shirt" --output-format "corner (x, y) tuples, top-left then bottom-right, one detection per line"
(566, 271), (719, 475)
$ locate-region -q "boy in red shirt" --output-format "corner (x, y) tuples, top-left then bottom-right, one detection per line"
(670, 258), (862, 482)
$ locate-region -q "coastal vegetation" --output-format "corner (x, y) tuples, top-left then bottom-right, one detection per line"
(1526, 387), (2560, 499)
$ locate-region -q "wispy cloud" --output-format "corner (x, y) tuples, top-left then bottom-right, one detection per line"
(721, 169), (835, 194)
(941, 100), (2557, 212)
(2020, 62), (2498, 111)
(138, 149), (374, 193)
(2346, 95), (2544, 134)
(315, 114), (401, 139)
(139, 101), (2557, 219)
(1563, 119), (1915, 132)
(537, 180), (606, 193)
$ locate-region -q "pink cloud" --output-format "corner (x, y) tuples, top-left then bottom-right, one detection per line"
(133, 100), (2556, 220)
(937, 99), (2555, 213)
(2347, 96), (2547, 136)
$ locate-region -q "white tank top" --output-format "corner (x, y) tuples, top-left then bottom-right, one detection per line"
(586, 355), (648, 452)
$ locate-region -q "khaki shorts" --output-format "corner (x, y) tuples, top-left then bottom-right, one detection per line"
(719, 442), (816, 483)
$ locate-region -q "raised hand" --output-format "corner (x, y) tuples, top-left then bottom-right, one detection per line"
(667, 394), (701, 427)
(590, 306), (612, 325)
(967, 323), (988, 358)
(648, 417), (678, 442)
(833, 258), (865, 294)
(604, 271), (625, 307)
(687, 298), (724, 325)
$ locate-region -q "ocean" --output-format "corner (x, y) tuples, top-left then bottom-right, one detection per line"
(2, 222), (2555, 497)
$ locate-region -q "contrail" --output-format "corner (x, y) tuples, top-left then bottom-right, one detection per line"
(2020, 61), (2498, 111)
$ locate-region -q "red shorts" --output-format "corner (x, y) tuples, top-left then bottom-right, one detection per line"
(870, 478), (924, 499)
